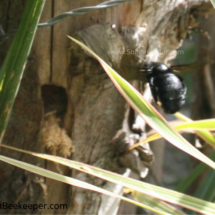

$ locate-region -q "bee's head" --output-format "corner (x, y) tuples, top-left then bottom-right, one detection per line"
(140, 62), (172, 74)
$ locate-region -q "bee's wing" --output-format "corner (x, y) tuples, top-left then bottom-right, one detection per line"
(171, 61), (213, 74)
(119, 61), (148, 81)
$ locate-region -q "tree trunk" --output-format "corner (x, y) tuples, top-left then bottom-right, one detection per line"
(0, 0), (213, 214)
(190, 12), (215, 193)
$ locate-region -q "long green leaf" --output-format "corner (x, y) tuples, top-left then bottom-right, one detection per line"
(129, 119), (215, 151)
(0, 0), (46, 141)
(174, 119), (215, 131)
(175, 113), (215, 147)
(33, 153), (215, 215)
(0, 156), (169, 215)
(194, 167), (215, 201)
(133, 191), (185, 215)
(68, 36), (215, 170)
(176, 150), (215, 192)
(1, 143), (215, 214)
(210, 0), (215, 9)
(187, 162), (215, 215)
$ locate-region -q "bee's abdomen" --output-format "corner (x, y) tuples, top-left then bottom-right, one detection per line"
(154, 73), (186, 113)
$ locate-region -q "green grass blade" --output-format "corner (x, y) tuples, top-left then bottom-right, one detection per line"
(68, 36), (215, 170)
(176, 150), (215, 192)
(0, 155), (169, 215)
(1, 143), (215, 215)
(174, 119), (215, 131)
(187, 162), (215, 214)
(210, 0), (215, 9)
(133, 191), (185, 215)
(0, 0), (46, 141)
(129, 119), (215, 151)
(194, 167), (215, 202)
(32, 153), (215, 215)
(175, 113), (215, 148)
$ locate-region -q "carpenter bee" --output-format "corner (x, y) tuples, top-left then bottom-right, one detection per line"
(139, 62), (187, 114)
(122, 59), (212, 114)
(120, 57), (189, 114)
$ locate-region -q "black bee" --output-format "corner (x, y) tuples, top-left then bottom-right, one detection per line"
(139, 62), (187, 114)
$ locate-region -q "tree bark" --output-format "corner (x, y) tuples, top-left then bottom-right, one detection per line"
(0, 0), (213, 214)
(190, 12), (215, 193)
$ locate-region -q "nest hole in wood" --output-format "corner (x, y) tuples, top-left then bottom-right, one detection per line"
(41, 85), (73, 158)
(41, 85), (68, 118)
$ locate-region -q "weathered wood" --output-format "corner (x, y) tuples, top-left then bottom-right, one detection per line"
(190, 12), (215, 193)
(0, 0), (213, 214)
(0, 1), (45, 214)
